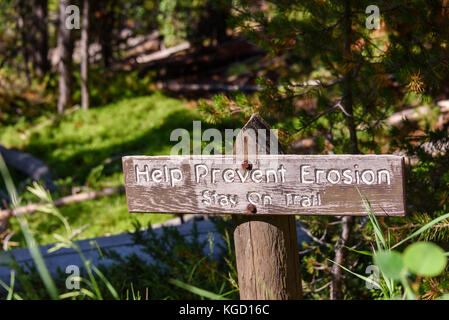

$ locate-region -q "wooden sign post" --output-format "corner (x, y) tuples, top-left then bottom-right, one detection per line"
(231, 115), (302, 300)
(122, 114), (406, 300)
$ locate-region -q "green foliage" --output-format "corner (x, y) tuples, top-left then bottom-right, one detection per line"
(0, 180), (121, 300)
(2, 174), (228, 301)
(0, 156), (59, 299)
(157, 0), (205, 45)
(202, 0), (449, 154)
(8, 192), (178, 246)
(86, 164), (105, 189)
(198, 93), (256, 125)
(0, 69), (56, 126)
(196, 0), (449, 301)
(169, 279), (231, 300)
(334, 192), (449, 300)
(374, 251), (404, 281)
(117, 1), (161, 35)
(403, 242), (447, 277)
(391, 125), (449, 216)
(383, 0), (449, 96)
(0, 93), (196, 186)
(2, 214), (239, 300)
(74, 69), (155, 108)
(97, 217), (239, 300)
(1, 93), (199, 244)
(157, 0), (229, 46)
(1, 0), (449, 301)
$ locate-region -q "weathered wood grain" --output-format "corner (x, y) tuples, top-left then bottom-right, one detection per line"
(121, 113), (406, 301)
(122, 154), (406, 216)
(0, 186), (125, 220)
(232, 113), (301, 300)
(233, 214), (302, 299)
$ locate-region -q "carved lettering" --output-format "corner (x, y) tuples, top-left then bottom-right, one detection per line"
(124, 155), (405, 216)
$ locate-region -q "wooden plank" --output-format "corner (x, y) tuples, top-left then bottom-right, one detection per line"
(122, 154), (406, 216)
(232, 113), (301, 300)
(233, 214), (302, 299)
(0, 186), (125, 220)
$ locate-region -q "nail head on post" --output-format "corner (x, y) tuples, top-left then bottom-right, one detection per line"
(247, 204), (257, 214)
(242, 160), (253, 171)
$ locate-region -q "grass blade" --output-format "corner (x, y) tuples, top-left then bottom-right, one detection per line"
(169, 279), (230, 300)
(0, 275), (23, 300)
(92, 265), (119, 300)
(328, 259), (382, 290)
(391, 212), (449, 249)
(6, 270), (15, 300)
(344, 245), (373, 256)
(0, 154), (59, 300)
(59, 288), (97, 300)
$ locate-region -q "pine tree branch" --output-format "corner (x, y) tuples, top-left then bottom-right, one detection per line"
(295, 99), (345, 132)
(274, 78), (344, 102)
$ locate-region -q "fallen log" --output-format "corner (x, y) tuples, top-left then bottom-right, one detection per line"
(0, 186), (125, 220)
(0, 145), (56, 192)
(288, 137), (319, 154)
(157, 81), (262, 92)
(136, 42), (191, 64)
(136, 38), (266, 79)
(387, 105), (432, 127)
(387, 101), (449, 128)
(122, 31), (163, 58)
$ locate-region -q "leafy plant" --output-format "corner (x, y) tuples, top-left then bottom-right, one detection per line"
(331, 189), (449, 300)
(0, 155), (119, 300)
(98, 217), (239, 300)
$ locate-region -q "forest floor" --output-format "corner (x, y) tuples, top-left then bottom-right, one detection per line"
(0, 37), (269, 248)
(0, 92), (203, 245)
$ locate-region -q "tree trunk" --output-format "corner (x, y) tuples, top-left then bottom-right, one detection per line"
(342, 0), (359, 155)
(99, 0), (115, 68)
(32, 0), (49, 78)
(206, 2), (229, 45)
(0, 145), (56, 192)
(330, 0), (357, 300)
(81, 0), (89, 110)
(232, 114), (302, 300)
(330, 216), (354, 299)
(17, 0), (31, 83)
(57, 0), (73, 115)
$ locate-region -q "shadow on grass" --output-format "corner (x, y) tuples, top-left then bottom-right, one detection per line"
(25, 105), (203, 186)
(7, 103), (205, 245)
(4, 94), (229, 245)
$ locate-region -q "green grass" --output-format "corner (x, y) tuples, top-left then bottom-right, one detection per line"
(0, 92), (201, 246)
(0, 92), (199, 186)
(9, 193), (179, 245)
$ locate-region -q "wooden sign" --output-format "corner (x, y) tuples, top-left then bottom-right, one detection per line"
(122, 114), (408, 300)
(122, 154), (406, 216)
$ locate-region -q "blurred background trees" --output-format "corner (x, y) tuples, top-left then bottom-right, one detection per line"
(200, 0), (449, 299)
